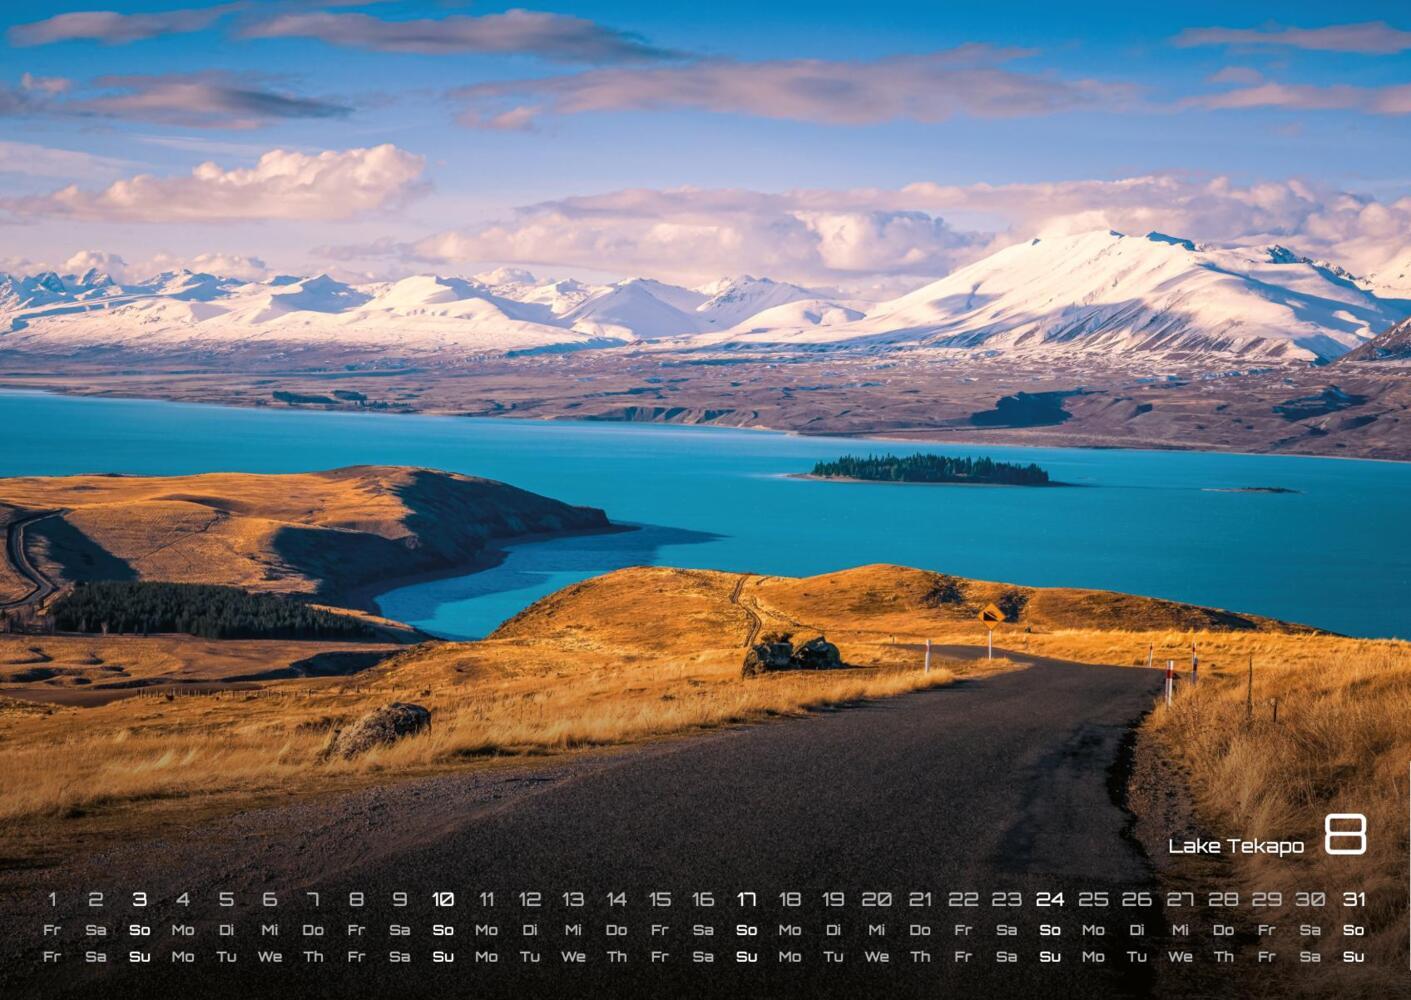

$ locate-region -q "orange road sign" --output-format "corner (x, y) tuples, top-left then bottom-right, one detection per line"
(978, 603), (1005, 628)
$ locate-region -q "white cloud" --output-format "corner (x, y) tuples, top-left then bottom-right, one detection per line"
(62, 249), (128, 280)
(326, 174), (1411, 288)
(139, 251), (269, 281)
(2, 144), (427, 223)
(1196, 81), (1411, 115)
(0, 140), (131, 179)
(73, 72), (352, 129)
(20, 72), (71, 94)
(9, 5), (238, 46)
(241, 9), (677, 62)
(1175, 21), (1411, 55)
(452, 46), (1137, 129)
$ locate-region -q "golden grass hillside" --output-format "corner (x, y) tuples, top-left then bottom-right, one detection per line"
(0, 503), (34, 603)
(0, 466), (608, 603)
(0, 633), (401, 703)
(0, 564), (1039, 846)
(3, 552), (1395, 979)
(917, 623), (1411, 998)
(1149, 643), (1411, 998)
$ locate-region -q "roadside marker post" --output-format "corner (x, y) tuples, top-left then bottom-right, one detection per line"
(924, 638), (932, 674)
(1165, 660), (1174, 707)
(1190, 642), (1198, 685)
(977, 603), (1005, 661)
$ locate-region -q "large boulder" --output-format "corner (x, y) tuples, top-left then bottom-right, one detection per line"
(790, 636), (843, 670)
(742, 634), (844, 676)
(741, 641), (793, 678)
(328, 702), (431, 759)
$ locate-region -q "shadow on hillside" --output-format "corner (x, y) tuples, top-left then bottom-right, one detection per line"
(31, 516), (138, 583)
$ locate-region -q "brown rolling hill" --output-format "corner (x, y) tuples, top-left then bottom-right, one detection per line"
(0, 466), (610, 604)
(494, 563), (1316, 643)
(362, 563), (1317, 695)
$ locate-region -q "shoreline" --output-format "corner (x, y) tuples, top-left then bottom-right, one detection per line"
(334, 522), (639, 626)
(3, 382), (1410, 467)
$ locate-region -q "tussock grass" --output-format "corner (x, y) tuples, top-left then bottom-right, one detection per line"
(0, 659), (978, 825)
(1147, 643), (1411, 997)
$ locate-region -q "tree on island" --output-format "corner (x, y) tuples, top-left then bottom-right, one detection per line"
(810, 453), (1051, 486)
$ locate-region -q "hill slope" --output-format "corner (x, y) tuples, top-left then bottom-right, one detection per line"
(0, 466), (609, 603)
(1339, 317), (1411, 363)
(494, 563), (1314, 645)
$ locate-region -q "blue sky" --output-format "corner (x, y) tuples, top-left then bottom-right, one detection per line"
(1, 1), (1409, 288)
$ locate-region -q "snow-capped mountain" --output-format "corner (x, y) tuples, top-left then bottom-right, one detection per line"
(1339, 317), (1411, 363)
(0, 265), (826, 356)
(693, 230), (1409, 363)
(562, 275), (815, 339)
(1369, 249), (1411, 298)
(0, 269), (621, 355)
(3, 232), (1407, 364)
(693, 276), (815, 329)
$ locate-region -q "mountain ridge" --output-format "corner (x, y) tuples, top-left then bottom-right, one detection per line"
(4, 230), (1407, 366)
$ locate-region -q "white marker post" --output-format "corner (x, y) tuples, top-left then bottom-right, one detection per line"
(924, 638), (932, 674)
(1165, 659), (1174, 706)
(1190, 642), (1198, 686)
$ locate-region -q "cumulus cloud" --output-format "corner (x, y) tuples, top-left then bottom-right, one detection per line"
(1175, 21), (1411, 55)
(325, 174), (1411, 288)
(452, 46), (1137, 129)
(9, 5), (239, 46)
(242, 9), (677, 62)
(72, 73), (352, 129)
(139, 250), (270, 281)
(2, 144), (427, 223)
(63, 249), (128, 281)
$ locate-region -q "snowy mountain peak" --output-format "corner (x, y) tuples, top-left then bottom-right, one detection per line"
(694, 275), (815, 328)
(3, 235), (1407, 364)
(700, 229), (1409, 363)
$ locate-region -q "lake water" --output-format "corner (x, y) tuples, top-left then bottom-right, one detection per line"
(2, 389), (1408, 639)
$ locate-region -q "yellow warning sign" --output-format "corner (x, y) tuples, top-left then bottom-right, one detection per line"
(978, 603), (1005, 628)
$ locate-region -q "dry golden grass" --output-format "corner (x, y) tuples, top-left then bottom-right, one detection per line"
(0, 503), (34, 603)
(0, 633), (402, 702)
(1145, 643), (1411, 998)
(0, 563), (1324, 838)
(6, 553), (1399, 997)
(0, 564), (1036, 835)
(0, 655), (986, 826)
(0, 465), (605, 601)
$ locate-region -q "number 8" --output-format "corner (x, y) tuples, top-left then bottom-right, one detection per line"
(1324, 813), (1367, 856)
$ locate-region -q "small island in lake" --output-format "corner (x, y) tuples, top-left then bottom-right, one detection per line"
(804, 453), (1053, 486)
(1203, 486), (1300, 495)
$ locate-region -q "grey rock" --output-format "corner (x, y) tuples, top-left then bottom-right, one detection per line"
(328, 702), (431, 758)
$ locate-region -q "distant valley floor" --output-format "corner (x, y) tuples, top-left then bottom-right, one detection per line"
(3, 350), (1410, 461)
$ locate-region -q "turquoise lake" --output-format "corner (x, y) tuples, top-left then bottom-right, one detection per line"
(2, 389), (1408, 639)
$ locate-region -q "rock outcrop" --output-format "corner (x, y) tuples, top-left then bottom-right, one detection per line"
(742, 634), (843, 677)
(328, 702), (431, 758)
